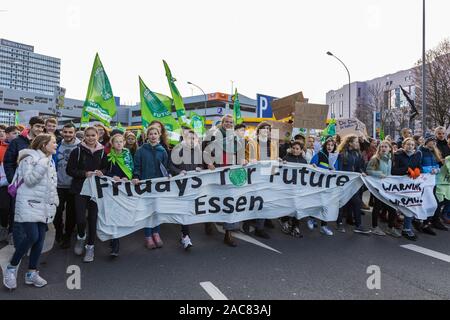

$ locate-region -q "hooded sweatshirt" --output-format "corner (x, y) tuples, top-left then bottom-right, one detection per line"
(55, 138), (81, 188)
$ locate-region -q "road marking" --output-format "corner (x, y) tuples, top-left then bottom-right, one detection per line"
(200, 281), (228, 300)
(401, 244), (450, 263)
(215, 224), (282, 254)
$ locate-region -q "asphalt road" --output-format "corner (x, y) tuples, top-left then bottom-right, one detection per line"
(1, 210), (449, 300)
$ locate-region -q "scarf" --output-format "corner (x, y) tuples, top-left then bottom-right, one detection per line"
(107, 148), (134, 180)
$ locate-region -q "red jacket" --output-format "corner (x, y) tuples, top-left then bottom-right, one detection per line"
(0, 141), (8, 164)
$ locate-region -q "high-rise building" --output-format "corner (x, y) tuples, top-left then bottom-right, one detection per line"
(0, 38), (61, 96)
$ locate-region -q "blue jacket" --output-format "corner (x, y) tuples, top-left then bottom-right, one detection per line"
(133, 143), (169, 180)
(311, 150), (339, 170)
(3, 134), (31, 183)
(337, 150), (365, 173)
(418, 146), (440, 174)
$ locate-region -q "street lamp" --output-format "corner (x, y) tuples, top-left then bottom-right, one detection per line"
(421, 0), (426, 134)
(327, 51), (351, 118)
(187, 81), (207, 117)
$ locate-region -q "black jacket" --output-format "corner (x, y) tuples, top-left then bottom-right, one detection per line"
(337, 150), (365, 173)
(391, 150), (422, 176)
(66, 144), (108, 194)
(3, 134), (31, 183)
(283, 154), (307, 164)
(437, 139), (450, 159)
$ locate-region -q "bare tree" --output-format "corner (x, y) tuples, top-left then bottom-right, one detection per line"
(415, 39), (450, 129)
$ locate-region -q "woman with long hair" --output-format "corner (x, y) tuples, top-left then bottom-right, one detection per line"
(124, 131), (139, 157)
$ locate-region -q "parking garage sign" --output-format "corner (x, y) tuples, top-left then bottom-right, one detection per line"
(256, 94), (276, 118)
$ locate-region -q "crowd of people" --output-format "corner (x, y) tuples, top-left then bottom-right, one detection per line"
(0, 115), (449, 290)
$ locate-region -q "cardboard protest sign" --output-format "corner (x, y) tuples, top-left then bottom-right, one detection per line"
(271, 91), (306, 120)
(267, 120), (293, 142)
(293, 103), (329, 129)
(336, 118), (368, 138)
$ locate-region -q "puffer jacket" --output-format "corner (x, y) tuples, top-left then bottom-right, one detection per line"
(366, 154), (392, 178)
(15, 149), (58, 224)
(418, 146), (440, 174)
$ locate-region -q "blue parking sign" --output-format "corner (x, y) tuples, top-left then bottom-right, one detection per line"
(256, 94), (276, 118)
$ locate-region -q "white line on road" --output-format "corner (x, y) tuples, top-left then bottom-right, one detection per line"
(214, 224), (282, 254)
(401, 244), (450, 263)
(200, 281), (228, 300)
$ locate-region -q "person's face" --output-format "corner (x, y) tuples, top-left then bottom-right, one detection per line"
(112, 137), (124, 152)
(349, 138), (360, 150)
(307, 138), (315, 148)
(404, 140), (416, 152)
(292, 144), (302, 156)
(84, 129), (98, 146)
(222, 118), (234, 130)
(185, 132), (195, 147)
(62, 127), (76, 143)
(425, 140), (436, 149)
(370, 140), (378, 148)
(326, 141), (335, 153)
(235, 128), (246, 138)
(46, 122), (57, 134)
(45, 136), (58, 155)
(404, 130), (412, 138)
(259, 126), (270, 138)
(96, 127), (105, 139)
(0, 128), (5, 142)
(379, 143), (391, 155)
(148, 129), (160, 144)
(392, 145), (398, 153)
(126, 135), (136, 146)
(436, 129), (446, 141)
(418, 136), (425, 145)
(30, 123), (45, 137)
(6, 130), (19, 141)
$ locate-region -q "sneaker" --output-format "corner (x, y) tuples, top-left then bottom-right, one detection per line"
(291, 226), (303, 238)
(336, 223), (346, 233)
(431, 219), (448, 231)
(145, 237), (156, 249)
(320, 226), (334, 236)
(422, 225), (437, 236)
(280, 221), (291, 235)
(181, 235), (193, 250)
(110, 239), (120, 257)
(353, 226), (371, 235)
(386, 227), (402, 238)
(83, 245), (94, 263)
(25, 271), (47, 288)
(152, 233), (163, 248)
(254, 229), (270, 239)
(242, 221), (251, 234)
(74, 235), (86, 256)
(402, 229), (418, 241)
(264, 219), (275, 229)
(0, 226), (8, 243)
(371, 226), (386, 236)
(3, 265), (17, 290)
(307, 219), (315, 231)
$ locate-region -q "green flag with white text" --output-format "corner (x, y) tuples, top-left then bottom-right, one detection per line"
(233, 89), (243, 125)
(162, 60), (189, 126)
(83, 53), (117, 126)
(139, 76), (181, 144)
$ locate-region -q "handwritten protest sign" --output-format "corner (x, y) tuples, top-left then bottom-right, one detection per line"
(336, 118), (368, 137)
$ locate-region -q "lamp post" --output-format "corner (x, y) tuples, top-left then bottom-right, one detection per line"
(421, 0), (426, 135)
(327, 51), (351, 118)
(187, 81), (207, 117)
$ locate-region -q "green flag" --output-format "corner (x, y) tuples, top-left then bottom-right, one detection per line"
(116, 122), (125, 133)
(80, 106), (90, 128)
(232, 89), (243, 125)
(139, 76), (181, 145)
(15, 111), (20, 126)
(162, 60), (189, 126)
(189, 111), (206, 138)
(379, 126), (385, 141)
(83, 53), (117, 126)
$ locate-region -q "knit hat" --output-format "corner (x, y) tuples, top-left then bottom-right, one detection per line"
(424, 133), (436, 145)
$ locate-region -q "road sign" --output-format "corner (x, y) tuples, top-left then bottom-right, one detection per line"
(256, 94), (276, 118)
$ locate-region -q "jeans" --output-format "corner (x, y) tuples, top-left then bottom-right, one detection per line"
(10, 222), (47, 270)
(144, 225), (160, 237)
(223, 222), (240, 231)
(54, 188), (76, 238)
(74, 194), (98, 246)
(337, 194), (363, 227)
(403, 216), (413, 231)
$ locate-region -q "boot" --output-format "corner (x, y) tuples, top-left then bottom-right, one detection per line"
(224, 231), (237, 247)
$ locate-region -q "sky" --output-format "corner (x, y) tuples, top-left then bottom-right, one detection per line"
(1, 0), (449, 105)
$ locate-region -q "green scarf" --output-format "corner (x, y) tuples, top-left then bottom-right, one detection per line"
(107, 148), (134, 180)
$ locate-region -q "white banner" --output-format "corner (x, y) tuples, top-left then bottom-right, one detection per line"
(362, 175), (437, 220)
(81, 161), (364, 241)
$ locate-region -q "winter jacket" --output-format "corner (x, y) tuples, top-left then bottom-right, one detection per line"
(14, 149), (58, 224)
(436, 156), (450, 202)
(246, 138), (279, 162)
(54, 138), (81, 188)
(391, 150), (422, 176)
(366, 154), (392, 178)
(3, 133), (31, 183)
(436, 139), (450, 159)
(418, 146), (440, 174)
(66, 142), (108, 194)
(304, 149), (315, 164)
(169, 143), (203, 175)
(133, 143), (169, 180)
(283, 154), (307, 164)
(310, 150), (339, 170)
(337, 149), (365, 173)
(0, 140), (8, 163)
